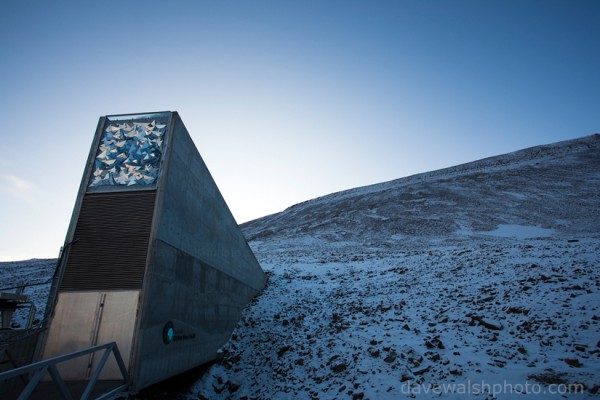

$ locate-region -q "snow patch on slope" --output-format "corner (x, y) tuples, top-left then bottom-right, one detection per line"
(458, 225), (555, 239)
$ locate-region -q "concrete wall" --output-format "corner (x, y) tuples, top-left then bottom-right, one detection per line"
(38, 112), (264, 391)
(131, 113), (266, 390)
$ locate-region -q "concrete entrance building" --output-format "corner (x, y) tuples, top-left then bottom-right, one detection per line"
(40, 112), (266, 391)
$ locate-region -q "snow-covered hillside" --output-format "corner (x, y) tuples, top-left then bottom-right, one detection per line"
(191, 134), (600, 399)
(1, 134), (599, 399)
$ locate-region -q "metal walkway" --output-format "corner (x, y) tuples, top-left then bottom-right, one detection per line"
(0, 342), (128, 400)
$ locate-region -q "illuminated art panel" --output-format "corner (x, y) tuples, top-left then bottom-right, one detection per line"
(88, 119), (167, 190)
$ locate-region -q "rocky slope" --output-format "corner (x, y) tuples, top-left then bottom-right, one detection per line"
(189, 134), (600, 399)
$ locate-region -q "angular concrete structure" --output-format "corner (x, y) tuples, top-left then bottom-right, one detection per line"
(41, 112), (266, 391)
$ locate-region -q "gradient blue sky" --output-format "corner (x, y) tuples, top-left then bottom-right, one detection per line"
(0, 0), (598, 260)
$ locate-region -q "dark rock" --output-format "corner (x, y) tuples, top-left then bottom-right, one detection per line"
(369, 348), (380, 357)
(278, 345), (292, 357)
(228, 382), (240, 393)
(574, 345), (587, 352)
(529, 370), (568, 384)
(331, 363), (347, 373)
(479, 319), (503, 331)
(213, 383), (225, 394)
(506, 306), (529, 315)
(413, 365), (431, 375)
(564, 358), (582, 368)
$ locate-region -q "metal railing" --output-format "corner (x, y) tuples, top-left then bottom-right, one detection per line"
(0, 341), (129, 400)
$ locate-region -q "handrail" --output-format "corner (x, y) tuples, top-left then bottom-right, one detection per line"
(0, 341), (129, 400)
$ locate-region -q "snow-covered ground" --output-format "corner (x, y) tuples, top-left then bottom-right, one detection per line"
(189, 233), (599, 399)
(1, 134), (599, 399)
(0, 259), (55, 329)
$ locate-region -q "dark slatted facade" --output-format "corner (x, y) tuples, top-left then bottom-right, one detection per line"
(59, 190), (156, 291)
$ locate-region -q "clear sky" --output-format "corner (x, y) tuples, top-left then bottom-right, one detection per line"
(0, 0), (598, 261)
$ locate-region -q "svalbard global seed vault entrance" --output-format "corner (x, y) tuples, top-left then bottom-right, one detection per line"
(40, 111), (266, 392)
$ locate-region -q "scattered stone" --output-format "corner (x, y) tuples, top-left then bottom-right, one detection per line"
(413, 365), (431, 376)
(574, 344), (587, 352)
(506, 306), (529, 315)
(228, 382), (240, 393)
(424, 336), (445, 349)
(564, 358), (582, 368)
(278, 345), (292, 357)
(478, 296), (495, 303)
(331, 362), (347, 373)
(529, 370), (568, 385)
(492, 359), (506, 367)
(479, 318), (503, 331)
(369, 348), (380, 357)
(213, 383), (226, 394)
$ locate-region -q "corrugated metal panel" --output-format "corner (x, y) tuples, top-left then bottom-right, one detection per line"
(60, 191), (156, 291)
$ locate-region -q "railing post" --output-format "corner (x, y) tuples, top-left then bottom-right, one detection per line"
(80, 347), (112, 400)
(46, 364), (74, 400)
(16, 367), (47, 400)
(110, 343), (129, 383)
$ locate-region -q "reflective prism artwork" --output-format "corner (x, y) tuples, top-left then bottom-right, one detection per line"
(88, 120), (166, 189)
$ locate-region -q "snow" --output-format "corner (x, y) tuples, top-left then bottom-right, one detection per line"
(0, 259), (55, 328)
(188, 234), (599, 399)
(483, 224), (554, 239)
(459, 224), (556, 239)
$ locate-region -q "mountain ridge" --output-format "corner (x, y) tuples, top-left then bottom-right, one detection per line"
(242, 133), (600, 243)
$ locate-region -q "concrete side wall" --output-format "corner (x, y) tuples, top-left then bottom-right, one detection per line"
(156, 114), (265, 291)
(132, 113), (266, 390)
